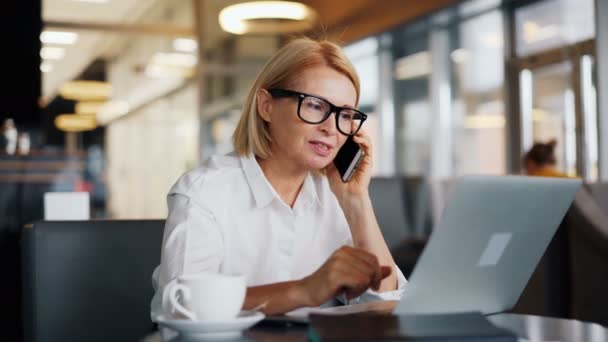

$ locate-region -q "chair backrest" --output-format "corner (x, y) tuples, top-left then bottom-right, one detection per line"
(429, 178), (458, 224)
(584, 182), (608, 213)
(513, 187), (608, 326)
(369, 177), (410, 249)
(402, 176), (434, 237)
(566, 187), (608, 326)
(21, 220), (164, 342)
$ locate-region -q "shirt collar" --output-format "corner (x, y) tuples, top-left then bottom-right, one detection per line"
(241, 153), (277, 208)
(299, 172), (323, 210)
(240, 153), (323, 210)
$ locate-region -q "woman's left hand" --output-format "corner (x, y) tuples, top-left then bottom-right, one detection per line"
(326, 129), (373, 202)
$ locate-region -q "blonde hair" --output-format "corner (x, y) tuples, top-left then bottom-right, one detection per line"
(232, 37), (360, 159)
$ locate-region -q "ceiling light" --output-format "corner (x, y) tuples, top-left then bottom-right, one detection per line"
(40, 31), (78, 45)
(523, 21), (559, 44)
(394, 51), (432, 80)
(97, 101), (130, 125)
(219, 1), (316, 35)
(481, 33), (503, 48)
(75, 101), (106, 115)
(40, 47), (65, 60)
(71, 0), (111, 3)
(144, 64), (194, 79)
(464, 115), (505, 129)
(55, 114), (97, 132)
(145, 52), (197, 79)
(151, 52), (197, 68)
(59, 81), (112, 101)
(173, 38), (198, 53)
(450, 49), (469, 63)
(40, 61), (53, 73)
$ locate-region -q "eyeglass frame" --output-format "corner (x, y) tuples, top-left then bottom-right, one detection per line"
(266, 88), (367, 136)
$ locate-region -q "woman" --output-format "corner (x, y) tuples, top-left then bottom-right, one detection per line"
(151, 37), (406, 318)
(523, 139), (569, 178)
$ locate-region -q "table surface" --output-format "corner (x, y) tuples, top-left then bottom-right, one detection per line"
(143, 313), (608, 342)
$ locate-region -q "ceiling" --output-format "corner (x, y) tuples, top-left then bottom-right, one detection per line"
(41, 0), (160, 97)
(301, 0), (458, 42)
(40, 0), (458, 98)
(44, 0), (152, 23)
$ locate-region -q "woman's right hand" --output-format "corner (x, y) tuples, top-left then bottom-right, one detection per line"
(297, 246), (392, 307)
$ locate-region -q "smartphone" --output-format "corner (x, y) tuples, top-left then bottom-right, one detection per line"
(333, 136), (365, 182)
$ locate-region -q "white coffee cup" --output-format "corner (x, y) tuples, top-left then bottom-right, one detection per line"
(162, 273), (246, 321)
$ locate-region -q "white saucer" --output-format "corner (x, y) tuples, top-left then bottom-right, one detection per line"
(156, 311), (265, 340)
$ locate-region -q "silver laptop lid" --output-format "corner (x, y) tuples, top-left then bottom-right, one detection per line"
(395, 175), (581, 315)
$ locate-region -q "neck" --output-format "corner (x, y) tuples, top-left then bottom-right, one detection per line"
(256, 155), (308, 208)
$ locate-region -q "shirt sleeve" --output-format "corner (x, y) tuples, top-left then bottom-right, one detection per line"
(153, 193), (224, 317)
(343, 264), (408, 304)
(337, 227), (408, 304)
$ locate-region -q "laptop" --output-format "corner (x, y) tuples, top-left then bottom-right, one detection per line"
(269, 175), (581, 322)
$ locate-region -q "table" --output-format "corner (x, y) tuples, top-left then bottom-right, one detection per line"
(142, 313), (608, 342)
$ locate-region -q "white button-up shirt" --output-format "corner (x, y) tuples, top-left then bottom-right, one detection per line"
(150, 152), (407, 318)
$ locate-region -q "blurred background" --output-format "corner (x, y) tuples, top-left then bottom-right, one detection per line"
(1, 0), (605, 220)
(1, 0), (608, 340)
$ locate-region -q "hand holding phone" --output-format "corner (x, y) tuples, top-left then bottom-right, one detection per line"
(333, 136), (365, 182)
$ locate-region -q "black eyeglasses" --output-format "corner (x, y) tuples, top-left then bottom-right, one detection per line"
(267, 88), (367, 136)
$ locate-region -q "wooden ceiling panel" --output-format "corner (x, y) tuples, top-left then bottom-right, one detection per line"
(301, 0), (459, 42)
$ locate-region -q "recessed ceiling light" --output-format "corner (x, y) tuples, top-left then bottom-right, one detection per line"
(394, 51), (432, 80)
(40, 31), (78, 45)
(75, 101), (106, 115)
(40, 47), (65, 60)
(173, 38), (198, 53)
(450, 49), (469, 63)
(71, 0), (111, 4)
(40, 61), (53, 73)
(219, 1), (316, 35)
(59, 81), (112, 101)
(54, 114), (97, 132)
(97, 101), (130, 125)
(151, 52), (197, 68)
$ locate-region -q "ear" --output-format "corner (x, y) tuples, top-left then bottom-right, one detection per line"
(256, 89), (273, 123)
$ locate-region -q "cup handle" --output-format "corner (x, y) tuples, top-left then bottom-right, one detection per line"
(167, 284), (197, 320)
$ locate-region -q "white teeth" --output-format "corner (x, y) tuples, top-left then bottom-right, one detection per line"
(313, 142), (329, 151)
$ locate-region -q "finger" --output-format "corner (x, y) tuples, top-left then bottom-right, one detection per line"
(335, 270), (370, 299)
(352, 134), (371, 155)
(339, 247), (377, 274)
(342, 248), (382, 287)
(340, 246), (379, 269)
(331, 256), (373, 287)
(369, 265), (393, 290)
(344, 248), (382, 290)
(333, 253), (375, 288)
(325, 162), (341, 183)
(381, 265), (392, 279)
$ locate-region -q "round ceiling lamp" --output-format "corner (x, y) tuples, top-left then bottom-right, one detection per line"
(219, 1), (317, 35)
(59, 80), (112, 101)
(75, 101), (106, 115)
(54, 114), (97, 132)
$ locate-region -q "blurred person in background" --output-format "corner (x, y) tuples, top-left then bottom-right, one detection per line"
(1, 118), (18, 155)
(523, 139), (569, 178)
(151, 37), (406, 319)
(17, 132), (31, 156)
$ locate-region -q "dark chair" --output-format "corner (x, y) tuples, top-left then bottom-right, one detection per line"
(585, 182), (608, 212)
(368, 177), (410, 249)
(402, 177), (433, 237)
(511, 217), (571, 318)
(0, 182), (23, 341)
(21, 220), (165, 342)
(565, 187), (608, 326)
(513, 187), (608, 326)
